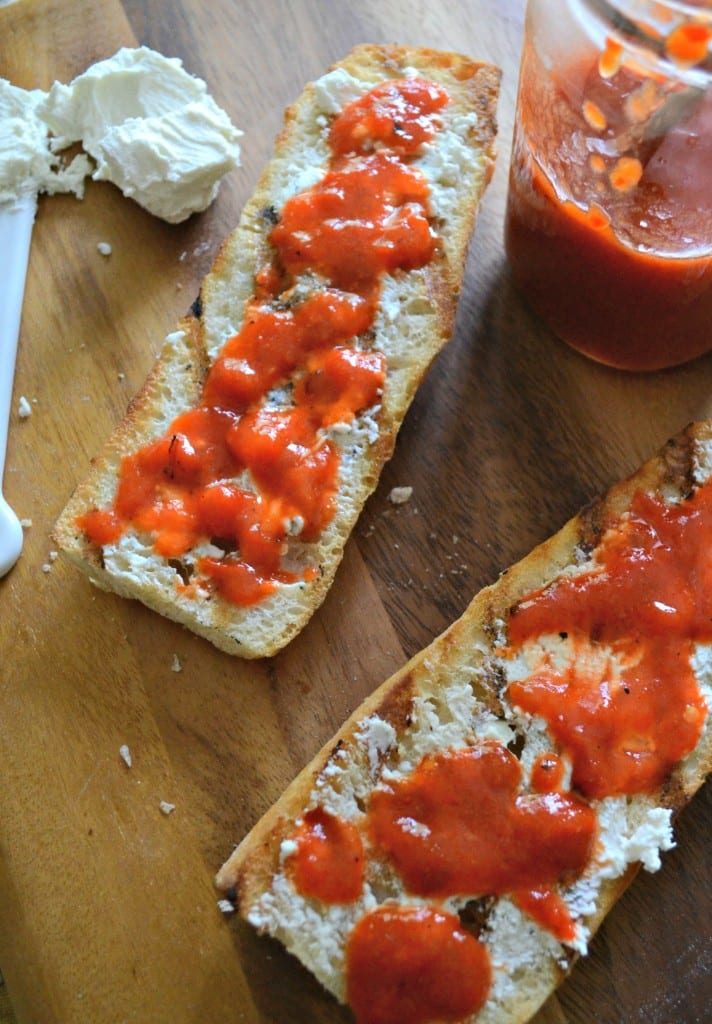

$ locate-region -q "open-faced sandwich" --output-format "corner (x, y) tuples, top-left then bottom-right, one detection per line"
(54, 44), (500, 658)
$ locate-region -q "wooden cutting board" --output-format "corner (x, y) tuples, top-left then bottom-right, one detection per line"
(1, 1), (710, 1022)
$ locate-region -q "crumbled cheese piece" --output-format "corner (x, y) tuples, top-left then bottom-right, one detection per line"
(417, 111), (484, 220)
(159, 800), (176, 815)
(0, 78), (90, 204)
(18, 396), (32, 418)
(96, 240), (112, 256)
(39, 47), (243, 223)
(279, 838), (299, 865)
(354, 715), (397, 777)
(119, 744), (132, 768)
(312, 67), (366, 115)
(2, 48), (242, 221)
(217, 898), (235, 915)
(40, 550), (59, 574)
(171, 653), (182, 672)
(285, 514), (305, 537)
(20, 518), (32, 528)
(396, 816), (431, 839)
(597, 801), (675, 876)
(388, 485), (413, 505)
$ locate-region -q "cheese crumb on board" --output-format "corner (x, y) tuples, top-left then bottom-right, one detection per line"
(388, 485), (413, 505)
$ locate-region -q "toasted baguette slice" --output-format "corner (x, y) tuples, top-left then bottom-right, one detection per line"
(53, 44), (500, 658)
(217, 420), (712, 1023)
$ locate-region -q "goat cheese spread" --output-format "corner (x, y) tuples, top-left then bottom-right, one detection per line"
(1, 47), (242, 221)
(0, 79), (90, 206)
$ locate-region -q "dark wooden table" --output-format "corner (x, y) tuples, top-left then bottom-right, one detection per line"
(1, 1), (709, 1021)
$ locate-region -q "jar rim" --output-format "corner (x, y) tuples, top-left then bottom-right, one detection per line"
(608, 0), (712, 16)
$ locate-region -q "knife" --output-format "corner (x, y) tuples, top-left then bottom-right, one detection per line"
(0, 193), (35, 577)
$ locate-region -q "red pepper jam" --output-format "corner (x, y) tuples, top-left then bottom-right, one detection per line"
(286, 806), (364, 904)
(271, 153), (438, 293)
(506, 486), (711, 800)
(511, 886), (578, 945)
(77, 76), (448, 605)
(346, 905), (492, 1024)
(368, 744), (595, 906)
(330, 77), (450, 158)
(505, 39), (712, 370)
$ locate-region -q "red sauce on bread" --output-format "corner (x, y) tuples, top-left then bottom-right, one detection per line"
(511, 886), (578, 945)
(288, 807), (364, 903)
(270, 153), (437, 293)
(78, 76), (448, 604)
(282, 480), (710, 1023)
(507, 486), (710, 800)
(346, 905), (491, 1024)
(531, 752), (565, 793)
(330, 77), (450, 159)
(286, 743), (592, 1020)
(367, 744), (595, 900)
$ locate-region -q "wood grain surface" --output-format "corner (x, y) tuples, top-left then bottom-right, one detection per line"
(1, 1), (710, 1022)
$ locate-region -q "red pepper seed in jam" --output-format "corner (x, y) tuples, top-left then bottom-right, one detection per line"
(346, 905), (491, 1024)
(506, 486), (710, 800)
(78, 77), (448, 605)
(665, 23), (712, 66)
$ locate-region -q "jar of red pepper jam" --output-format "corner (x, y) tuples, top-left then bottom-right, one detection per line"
(505, 0), (712, 371)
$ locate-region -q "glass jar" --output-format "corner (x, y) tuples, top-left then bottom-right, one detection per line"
(505, 0), (712, 371)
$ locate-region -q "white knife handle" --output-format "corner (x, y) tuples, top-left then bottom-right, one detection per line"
(0, 193), (36, 576)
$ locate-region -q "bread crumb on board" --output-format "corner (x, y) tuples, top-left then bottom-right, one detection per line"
(388, 485), (413, 505)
